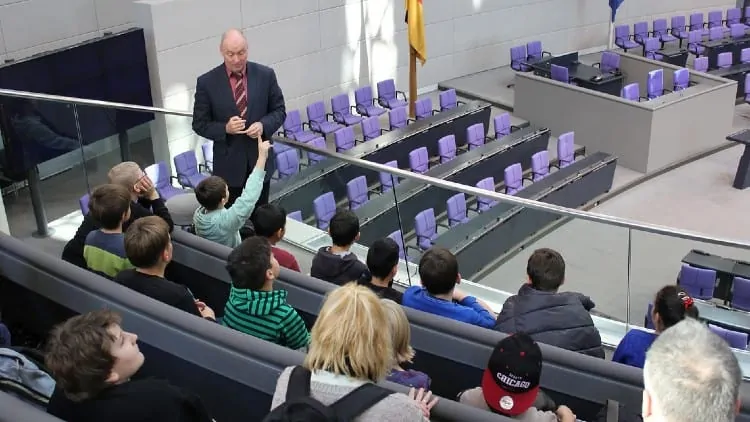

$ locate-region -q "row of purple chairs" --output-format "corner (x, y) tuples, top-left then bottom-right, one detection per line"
(508, 41), (550, 87)
(621, 67), (693, 102)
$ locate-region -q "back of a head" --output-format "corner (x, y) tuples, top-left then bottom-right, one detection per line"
(329, 209), (359, 247)
(107, 162), (141, 191)
(226, 236), (272, 290)
(653, 285), (699, 330)
(418, 246), (458, 295)
(644, 318), (741, 422)
(367, 238), (399, 279)
(124, 216), (170, 268)
(305, 283), (391, 382)
(526, 248), (565, 291)
(195, 176), (228, 211)
(89, 184), (132, 230)
(251, 203), (286, 238)
(380, 298), (415, 365)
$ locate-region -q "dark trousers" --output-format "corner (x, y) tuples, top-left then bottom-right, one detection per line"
(227, 179), (270, 216)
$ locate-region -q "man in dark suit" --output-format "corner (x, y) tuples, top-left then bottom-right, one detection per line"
(192, 28), (286, 209)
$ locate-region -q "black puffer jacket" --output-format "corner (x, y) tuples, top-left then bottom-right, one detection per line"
(494, 284), (605, 358)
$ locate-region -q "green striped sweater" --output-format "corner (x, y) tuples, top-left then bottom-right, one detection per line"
(222, 287), (310, 350)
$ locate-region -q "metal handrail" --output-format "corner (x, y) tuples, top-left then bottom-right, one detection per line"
(1, 87), (749, 250)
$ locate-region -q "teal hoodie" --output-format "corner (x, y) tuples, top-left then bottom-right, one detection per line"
(193, 168), (265, 248)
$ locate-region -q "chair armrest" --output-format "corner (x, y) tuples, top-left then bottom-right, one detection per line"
(703, 22), (710, 28)
(377, 97), (388, 108)
(592, 62), (601, 68)
(170, 176), (180, 187)
(325, 113), (336, 121)
(573, 147), (586, 159)
(397, 90), (407, 101)
(372, 98), (379, 106)
(405, 244), (423, 255)
(437, 222), (450, 229)
(550, 162), (560, 170)
(198, 163), (211, 174)
(380, 129), (388, 135)
(542, 51), (552, 57)
(302, 122), (311, 130)
(510, 125), (521, 132)
(350, 105), (359, 114)
(431, 110), (439, 115)
(457, 100), (466, 106)
(722, 19), (729, 25)
(276, 129), (286, 137)
(354, 137), (365, 144)
(522, 176), (533, 185)
(407, 118), (416, 124)
(662, 88), (672, 94)
(638, 96), (649, 101)
(485, 135), (494, 142)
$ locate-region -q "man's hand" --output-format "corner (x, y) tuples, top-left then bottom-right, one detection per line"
(225, 116), (247, 135)
(134, 175), (158, 200)
(258, 137), (272, 157)
(556, 405), (576, 422)
(195, 300), (216, 320)
(245, 121), (263, 139)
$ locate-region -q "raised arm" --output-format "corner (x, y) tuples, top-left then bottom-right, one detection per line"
(192, 77), (229, 144)
(221, 138), (270, 232)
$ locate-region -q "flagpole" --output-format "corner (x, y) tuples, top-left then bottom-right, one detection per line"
(409, 47), (417, 118)
(608, 21), (615, 50)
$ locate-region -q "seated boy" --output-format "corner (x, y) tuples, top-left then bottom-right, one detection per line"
(310, 209), (369, 285)
(251, 203), (300, 272)
(358, 238), (403, 303)
(402, 246), (496, 328)
(83, 184), (134, 278)
(193, 137), (270, 248)
(494, 248), (604, 358)
(458, 333), (576, 422)
(115, 216), (216, 322)
(222, 236), (310, 350)
(45, 310), (213, 422)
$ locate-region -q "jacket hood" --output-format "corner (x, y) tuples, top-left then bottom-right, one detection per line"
(518, 284), (596, 310)
(227, 287), (288, 316)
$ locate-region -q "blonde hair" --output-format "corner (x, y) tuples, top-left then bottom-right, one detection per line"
(304, 283), (391, 382)
(107, 162), (142, 191)
(381, 299), (415, 365)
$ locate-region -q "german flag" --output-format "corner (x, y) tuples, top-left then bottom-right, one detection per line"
(405, 0), (426, 64)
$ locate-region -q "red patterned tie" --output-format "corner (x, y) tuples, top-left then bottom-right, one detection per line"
(233, 73), (247, 118)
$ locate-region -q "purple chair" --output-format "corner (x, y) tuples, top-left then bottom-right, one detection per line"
(643, 37), (664, 61)
(379, 160), (399, 192)
(376, 79), (407, 109)
(652, 19), (676, 45)
(145, 161), (185, 200)
(201, 142), (213, 173)
(388, 106), (410, 130)
(531, 151), (550, 181)
(670, 16), (688, 47)
(644, 303), (655, 329)
(526, 41), (549, 60)
(709, 26), (724, 41)
(354, 86), (386, 117)
(346, 176), (371, 210)
(727, 8), (742, 26)
(678, 264), (716, 300)
(742, 48), (750, 64)
(633, 21), (649, 45)
(439, 89), (464, 111)
(330, 94), (363, 126)
(174, 150), (208, 188)
(615, 25), (639, 51)
(707, 10), (723, 29)
(647, 69), (666, 99)
(466, 122), (486, 151)
(414, 97), (436, 120)
(687, 30), (704, 56)
(510, 45), (530, 70)
(333, 126), (357, 152)
(446, 193), (470, 227)
(503, 163), (525, 195)
(494, 112), (519, 139)
(717, 51), (733, 68)
(414, 208), (439, 250)
(731, 23), (746, 39)
(273, 148), (299, 179)
(307, 101), (342, 135)
(282, 109), (318, 143)
(79, 193), (90, 216)
(673, 68), (689, 91)
(475, 177), (498, 212)
(361, 116), (384, 142)
(437, 135), (457, 163)
(731, 277), (750, 311)
(556, 132), (575, 168)
(725, 329), (749, 350)
(594, 51), (620, 72)
(745, 74), (750, 102)
(389, 229), (408, 260)
(689, 13), (707, 36)
(621, 82), (640, 101)
(288, 210), (302, 222)
(305, 136), (327, 166)
(694, 56), (709, 72)
(313, 192), (336, 230)
(550, 64), (570, 83)
(744, 7), (750, 28)
(409, 147), (429, 174)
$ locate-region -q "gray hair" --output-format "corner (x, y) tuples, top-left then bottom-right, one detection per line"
(644, 318), (740, 422)
(107, 162), (142, 191)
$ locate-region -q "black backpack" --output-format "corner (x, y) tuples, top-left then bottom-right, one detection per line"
(263, 366), (391, 422)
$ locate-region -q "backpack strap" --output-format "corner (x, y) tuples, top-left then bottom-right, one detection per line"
(285, 366), (312, 401)
(331, 383), (392, 420)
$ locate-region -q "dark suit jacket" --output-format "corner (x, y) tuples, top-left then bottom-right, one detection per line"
(192, 62), (286, 187)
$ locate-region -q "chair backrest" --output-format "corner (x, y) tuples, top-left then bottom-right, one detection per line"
(550, 64), (568, 83)
(334, 126), (355, 152)
(644, 37), (660, 54)
(409, 146), (429, 174)
(645, 303), (655, 329)
(439, 89), (458, 111)
(389, 106), (408, 129)
(446, 193), (468, 227)
(307, 136), (327, 164)
(707, 10), (722, 27)
(494, 113), (511, 138)
(377, 79), (397, 101)
(306, 101), (326, 123)
(621, 82), (639, 100)
(275, 148), (299, 178)
(673, 68), (689, 90)
(354, 86), (373, 107)
(694, 56), (708, 72)
(503, 163), (522, 194)
(557, 132), (575, 167)
(330, 94), (350, 116)
(728, 8), (742, 25)
(283, 109), (303, 134)
(742, 48), (750, 64)
(510, 45), (526, 70)
(79, 193), (90, 215)
(679, 264), (716, 300)
(731, 23), (746, 39)
(725, 329), (749, 350)
(647, 69), (663, 98)
(633, 21), (648, 41)
(414, 208), (437, 248)
(415, 97), (432, 119)
(652, 18), (668, 35)
(526, 41), (542, 59)
(475, 177), (496, 209)
(717, 51), (733, 68)
(313, 192), (336, 230)
(437, 135), (457, 163)
(388, 230), (407, 260)
(201, 142), (213, 167)
(174, 151), (199, 177)
(614, 25), (630, 40)
(746, 73), (750, 97)
(379, 160), (399, 191)
(361, 116), (381, 141)
(531, 150), (549, 181)
(145, 161), (170, 188)
(288, 210), (302, 222)
(689, 12), (703, 30)
(671, 16), (685, 33)
(346, 175), (368, 210)
(732, 277), (750, 311)
(466, 122), (485, 149)
(709, 26), (724, 41)
(601, 51), (620, 72)
(687, 29), (702, 44)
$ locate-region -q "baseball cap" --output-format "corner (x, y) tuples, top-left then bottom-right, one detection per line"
(481, 333), (542, 416)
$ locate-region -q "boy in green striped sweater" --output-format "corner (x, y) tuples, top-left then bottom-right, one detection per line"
(222, 236), (310, 350)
